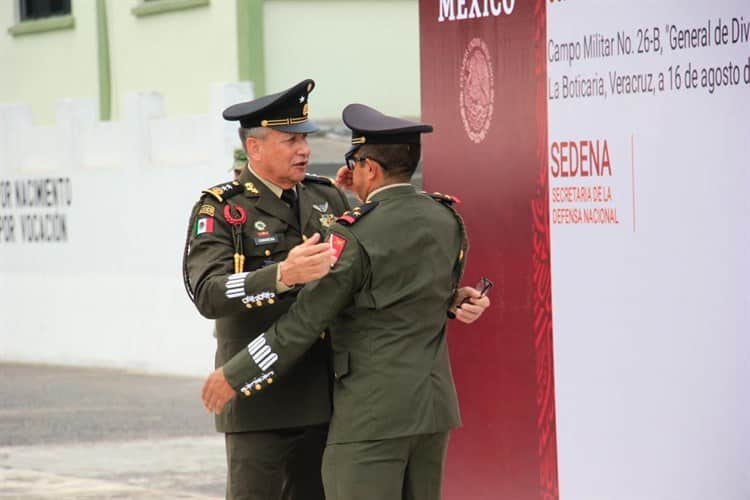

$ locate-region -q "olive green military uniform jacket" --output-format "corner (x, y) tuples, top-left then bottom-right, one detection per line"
(184, 168), (350, 433)
(223, 184), (466, 443)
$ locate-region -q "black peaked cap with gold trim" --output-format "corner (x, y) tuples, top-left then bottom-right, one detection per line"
(223, 79), (319, 134)
(342, 103), (433, 156)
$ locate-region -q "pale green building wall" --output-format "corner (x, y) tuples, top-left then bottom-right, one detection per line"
(263, 0), (420, 119)
(107, 0), (238, 119)
(1, 0), (420, 124)
(0, 1), (99, 125)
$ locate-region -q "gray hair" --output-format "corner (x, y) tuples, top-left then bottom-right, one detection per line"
(238, 126), (270, 144)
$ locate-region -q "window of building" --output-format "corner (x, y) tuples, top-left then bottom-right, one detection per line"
(8, 0), (74, 37)
(19, 0), (72, 21)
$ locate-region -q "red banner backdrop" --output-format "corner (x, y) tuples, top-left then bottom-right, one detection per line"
(419, 1), (558, 498)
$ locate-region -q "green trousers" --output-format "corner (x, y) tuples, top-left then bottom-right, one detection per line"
(321, 432), (450, 500)
(224, 425), (327, 500)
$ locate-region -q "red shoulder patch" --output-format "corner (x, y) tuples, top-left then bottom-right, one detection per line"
(337, 214), (356, 225)
(329, 233), (347, 268)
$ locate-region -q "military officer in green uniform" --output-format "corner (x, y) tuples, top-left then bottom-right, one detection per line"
(183, 79), (350, 500)
(201, 103), (491, 500)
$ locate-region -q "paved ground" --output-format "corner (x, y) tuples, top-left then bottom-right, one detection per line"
(0, 363), (225, 499)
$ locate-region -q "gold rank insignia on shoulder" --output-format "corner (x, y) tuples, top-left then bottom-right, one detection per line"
(424, 191), (462, 206)
(201, 180), (245, 202)
(336, 201), (378, 226)
(244, 182), (260, 195)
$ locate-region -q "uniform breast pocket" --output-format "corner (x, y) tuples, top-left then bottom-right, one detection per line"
(243, 231), (295, 270)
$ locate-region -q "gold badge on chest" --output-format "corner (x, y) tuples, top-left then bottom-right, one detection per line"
(313, 202), (334, 228)
(319, 213), (335, 228)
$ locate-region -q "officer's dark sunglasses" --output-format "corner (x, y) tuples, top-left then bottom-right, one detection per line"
(345, 154), (389, 171)
(345, 155), (366, 170)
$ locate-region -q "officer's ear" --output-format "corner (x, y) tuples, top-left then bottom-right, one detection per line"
(246, 136), (263, 163)
(365, 158), (383, 181)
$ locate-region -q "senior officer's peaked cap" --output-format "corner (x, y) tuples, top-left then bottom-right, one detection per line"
(342, 103), (433, 155)
(223, 79), (319, 134)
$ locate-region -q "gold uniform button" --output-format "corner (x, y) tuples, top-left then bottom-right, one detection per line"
(256, 300), (263, 307)
(268, 298), (275, 305)
(267, 378), (273, 384)
(242, 389), (251, 397)
(254, 384), (262, 391)
(245, 303), (253, 309)
(264, 249), (271, 257)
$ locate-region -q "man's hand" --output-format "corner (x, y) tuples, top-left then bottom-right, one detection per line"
(202, 367), (236, 414)
(450, 286), (491, 324)
(278, 233), (334, 286)
(335, 166), (353, 191)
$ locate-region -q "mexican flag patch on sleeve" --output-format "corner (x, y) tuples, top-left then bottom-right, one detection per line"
(195, 217), (215, 236)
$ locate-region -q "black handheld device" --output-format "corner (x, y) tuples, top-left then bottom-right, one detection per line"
(474, 276), (494, 298)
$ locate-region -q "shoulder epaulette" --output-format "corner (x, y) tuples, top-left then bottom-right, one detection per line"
(201, 180), (245, 203)
(424, 191), (461, 206)
(336, 201), (379, 226)
(303, 173), (335, 187)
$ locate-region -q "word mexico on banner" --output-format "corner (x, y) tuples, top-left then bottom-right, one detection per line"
(549, 139), (625, 226)
(0, 178), (72, 243)
(437, 0), (516, 22)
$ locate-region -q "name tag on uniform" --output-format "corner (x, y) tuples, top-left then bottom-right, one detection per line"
(253, 234), (280, 245)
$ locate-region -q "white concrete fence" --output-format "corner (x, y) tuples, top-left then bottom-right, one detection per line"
(0, 83), (255, 376)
